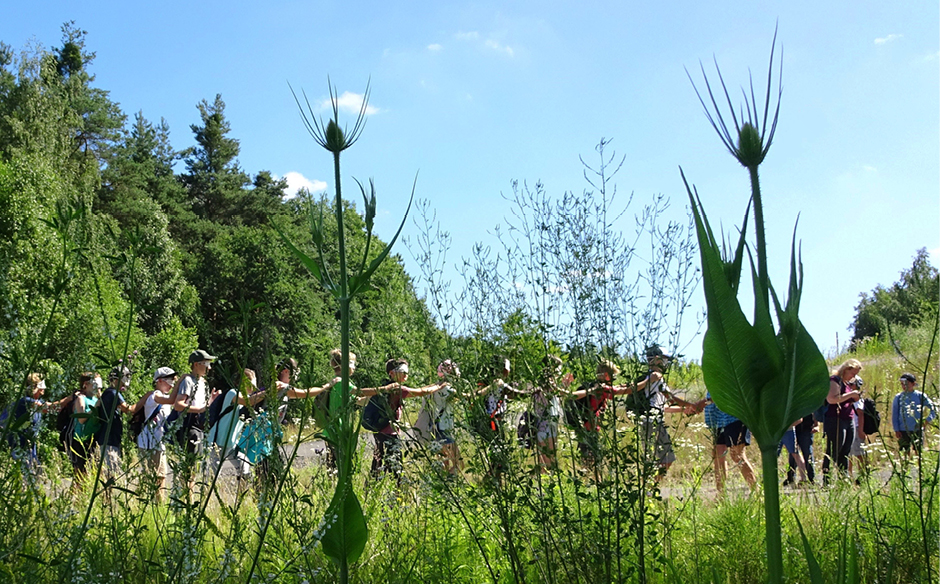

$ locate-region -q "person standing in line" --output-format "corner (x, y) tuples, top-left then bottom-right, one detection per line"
(528, 355), (566, 473)
(359, 358), (449, 481)
(623, 346), (698, 482)
(782, 413), (817, 486)
(565, 359), (632, 468)
(686, 392), (758, 492)
(168, 349), (219, 495)
(97, 366), (135, 486)
(67, 372), (102, 492)
(822, 359), (862, 484)
(7, 373), (71, 479)
(135, 367), (180, 503)
(892, 372), (937, 460)
(847, 376), (869, 481)
(413, 359), (463, 474)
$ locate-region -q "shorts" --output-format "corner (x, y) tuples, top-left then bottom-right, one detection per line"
(431, 423), (456, 446)
(898, 430), (924, 452)
(535, 419), (558, 443)
(640, 417), (676, 467)
(139, 448), (168, 479)
(715, 420), (751, 447)
(779, 427), (797, 455)
(849, 419), (866, 457)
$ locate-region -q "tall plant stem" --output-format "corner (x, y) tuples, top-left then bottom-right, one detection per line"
(748, 165), (771, 309)
(760, 445), (783, 584)
(332, 147), (353, 584)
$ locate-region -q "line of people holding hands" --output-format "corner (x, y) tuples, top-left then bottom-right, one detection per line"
(4, 350), (936, 497)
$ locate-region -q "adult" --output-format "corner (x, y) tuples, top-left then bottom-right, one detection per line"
(847, 376), (869, 481)
(168, 349), (218, 494)
(135, 367), (178, 502)
(687, 392), (758, 492)
(892, 373), (937, 459)
(782, 414), (817, 486)
(314, 350), (358, 472)
(97, 366), (135, 483)
(67, 372), (102, 491)
(6, 373), (70, 477)
(413, 359), (463, 474)
(359, 358), (448, 480)
(624, 346), (697, 481)
(528, 356), (565, 473)
(207, 369), (273, 490)
(822, 359), (862, 484)
(566, 359), (632, 467)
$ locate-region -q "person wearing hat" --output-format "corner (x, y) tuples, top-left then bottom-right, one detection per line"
(891, 373), (937, 458)
(624, 346), (698, 481)
(168, 349), (219, 495)
(358, 358), (450, 481)
(6, 373), (72, 479)
(134, 367), (179, 502)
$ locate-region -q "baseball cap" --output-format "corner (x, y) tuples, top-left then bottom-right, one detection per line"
(153, 367), (177, 381)
(900, 373), (916, 383)
(189, 349), (217, 364)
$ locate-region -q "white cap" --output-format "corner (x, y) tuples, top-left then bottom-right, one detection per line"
(153, 367), (177, 381)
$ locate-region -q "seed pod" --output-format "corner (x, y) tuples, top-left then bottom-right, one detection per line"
(737, 122), (764, 167)
(325, 120), (346, 152)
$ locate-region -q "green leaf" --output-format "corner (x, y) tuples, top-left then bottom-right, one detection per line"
(792, 511), (824, 584)
(320, 483), (368, 567)
(272, 221), (335, 296)
(348, 176), (415, 296)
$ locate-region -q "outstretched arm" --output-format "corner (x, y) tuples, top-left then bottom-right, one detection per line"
(357, 382), (401, 397)
(403, 382), (450, 397)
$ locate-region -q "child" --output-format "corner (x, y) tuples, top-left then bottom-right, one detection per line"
(892, 373), (936, 459)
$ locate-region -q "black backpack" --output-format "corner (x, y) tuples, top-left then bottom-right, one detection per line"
(624, 373), (655, 415)
(55, 393), (79, 450)
(563, 387), (592, 428)
(361, 393), (393, 433)
(517, 411), (535, 448)
(862, 398), (880, 434)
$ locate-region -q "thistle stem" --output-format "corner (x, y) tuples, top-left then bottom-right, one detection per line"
(760, 444), (784, 584)
(748, 165), (771, 312)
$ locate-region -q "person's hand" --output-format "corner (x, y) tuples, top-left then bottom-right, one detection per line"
(895, 431), (902, 440)
(812, 424), (819, 434)
(845, 390), (860, 402)
(650, 371), (663, 383)
(683, 404), (698, 416)
(275, 380), (289, 390)
(561, 372), (574, 388)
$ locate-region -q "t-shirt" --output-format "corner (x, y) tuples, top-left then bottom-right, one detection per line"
(586, 385), (616, 431)
(98, 388), (126, 448)
(8, 396), (42, 449)
(137, 391), (171, 451)
(73, 395), (99, 441)
(429, 384), (456, 431)
(177, 374), (207, 411)
(379, 380), (410, 436)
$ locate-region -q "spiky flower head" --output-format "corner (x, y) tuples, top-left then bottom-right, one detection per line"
(687, 28), (782, 169)
(291, 79), (371, 154)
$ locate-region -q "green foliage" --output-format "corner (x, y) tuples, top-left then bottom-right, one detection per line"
(851, 248), (939, 345)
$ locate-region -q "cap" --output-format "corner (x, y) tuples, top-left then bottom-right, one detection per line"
(900, 373), (916, 383)
(645, 344), (673, 361)
(153, 367), (177, 381)
(853, 376), (864, 388)
(189, 349), (217, 364)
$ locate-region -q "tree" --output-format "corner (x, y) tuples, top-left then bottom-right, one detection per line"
(851, 248), (939, 343)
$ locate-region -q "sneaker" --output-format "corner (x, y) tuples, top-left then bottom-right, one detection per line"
(782, 477), (794, 487)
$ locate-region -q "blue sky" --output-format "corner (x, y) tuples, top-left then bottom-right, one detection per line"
(3, 1), (938, 360)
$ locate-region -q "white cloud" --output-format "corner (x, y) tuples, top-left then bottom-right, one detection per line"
(318, 91), (381, 116)
(427, 43), (443, 52)
(281, 171), (327, 199)
(484, 39), (514, 57)
(874, 34), (903, 45)
(454, 30), (515, 57)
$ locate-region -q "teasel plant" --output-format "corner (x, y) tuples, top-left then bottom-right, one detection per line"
(275, 80), (414, 584)
(681, 30), (830, 583)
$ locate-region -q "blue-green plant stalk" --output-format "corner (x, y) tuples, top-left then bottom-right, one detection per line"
(682, 31), (830, 583)
(276, 80), (413, 584)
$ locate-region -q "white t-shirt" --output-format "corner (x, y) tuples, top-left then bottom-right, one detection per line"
(137, 391), (171, 451)
(178, 374), (207, 411)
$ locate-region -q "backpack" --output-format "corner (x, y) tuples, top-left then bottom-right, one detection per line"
(361, 393), (394, 433)
(623, 373), (655, 415)
(563, 389), (592, 428)
(55, 393), (79, 450)
(862, 397), (880, 434)
(812, 402), (829, 424)
(517, 411), (535, 449)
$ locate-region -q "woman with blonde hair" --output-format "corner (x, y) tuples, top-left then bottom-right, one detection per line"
(822, 359), (862, 484)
